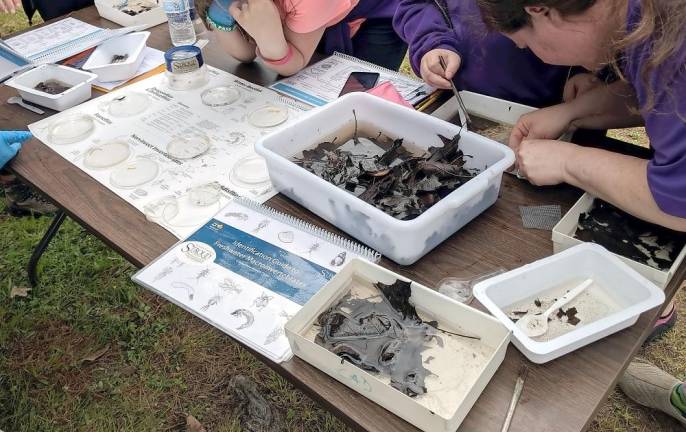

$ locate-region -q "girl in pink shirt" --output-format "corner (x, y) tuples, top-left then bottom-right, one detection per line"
(203, 0), (405, 76)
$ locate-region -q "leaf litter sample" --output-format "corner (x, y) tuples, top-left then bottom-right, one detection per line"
(294, 111), (483, 220)
(505, 279), (621, 342)
(575, 200), (686, 271)
(308, 276), (493, 418)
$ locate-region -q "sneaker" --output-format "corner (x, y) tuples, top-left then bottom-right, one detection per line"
(619, 359), (686, 428)
(5, 184), (58, 217)
(645, 303), (677, 344)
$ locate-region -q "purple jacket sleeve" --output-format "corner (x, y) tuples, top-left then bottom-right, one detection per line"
(392, 0), (468, 76)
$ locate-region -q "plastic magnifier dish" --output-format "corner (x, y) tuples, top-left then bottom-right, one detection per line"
(188, 182), (222, 207)
(230, 154), (270, 188)
(110, 157), (160, 188)
(83, 138), (131, 169)
(201, 86), (241, 107)
(248, 105), (288, 128)
(167, 131), (211, 160)
(48, 114), (95, 145)
(104, 92), (151, 117)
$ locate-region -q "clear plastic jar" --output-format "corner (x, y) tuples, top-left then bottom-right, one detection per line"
(164, 45), (208, 91)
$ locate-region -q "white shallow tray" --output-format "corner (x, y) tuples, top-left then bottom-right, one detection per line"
(552, 193), (686, 288)
(285, 258), (510, 432)
(255, 92), (515, 265)
(5, 64), (97, 111)
(474, 243), (665, 363)
(83, 31), (150, 82)
(94, 0), (167, 29)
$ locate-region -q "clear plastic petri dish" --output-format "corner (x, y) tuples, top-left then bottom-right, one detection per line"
(188, 182), (222, 207)
(143, 195), (180, 222)
(105, 93), (151, 117)
(82, 138), (131, 169)
(47, 114), (96, 145)
(201, 86), (241, 107)
(437, 277), (474, 304)
(109, 157), (160, 189)
(166, 131), (212, 160)
(247, 105), (289, 128)
(229, 154), (270, 188)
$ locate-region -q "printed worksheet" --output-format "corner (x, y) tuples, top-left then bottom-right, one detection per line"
(29, 66), (309, 238)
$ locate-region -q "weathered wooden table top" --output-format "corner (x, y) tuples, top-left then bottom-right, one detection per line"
(4, 7), (684, 432)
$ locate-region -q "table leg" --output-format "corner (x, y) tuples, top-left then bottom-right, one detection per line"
(28, 209), (67, 287)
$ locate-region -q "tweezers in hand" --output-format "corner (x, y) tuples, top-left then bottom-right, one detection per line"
(438, 55), (472, 128)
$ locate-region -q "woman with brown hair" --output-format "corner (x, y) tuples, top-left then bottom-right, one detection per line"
(474, 0), (685, 425)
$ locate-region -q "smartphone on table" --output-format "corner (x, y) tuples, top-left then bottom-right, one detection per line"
(338, 71), (380, 97)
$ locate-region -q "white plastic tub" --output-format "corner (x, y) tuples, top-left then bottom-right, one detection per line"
(474, 243), (665, 363)
(83, 31), (150, 82)
(5, 64), (97, 111)
(285, 258), (510, 432)
(94, 0), (167, 30)
(552, 193), (686, 288)
(255, 92), (515, 265)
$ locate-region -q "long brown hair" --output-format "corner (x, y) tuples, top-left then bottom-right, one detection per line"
(477, 0), (686, 114)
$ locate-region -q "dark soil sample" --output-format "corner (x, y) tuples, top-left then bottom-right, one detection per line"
(466, 116), (512, 145)
(315, 279), (442, 397)
(34, 80), (71, 95)
(295, 111), (482, 220)
(575, 199), (686, 270)
(110, 54), (129, 63)
(227, 375), (284, 432)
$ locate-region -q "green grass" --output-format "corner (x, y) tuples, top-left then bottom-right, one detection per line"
(1, 8), (682, 432)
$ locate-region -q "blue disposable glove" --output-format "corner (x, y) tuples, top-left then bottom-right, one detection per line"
(0, 130), (32, 169)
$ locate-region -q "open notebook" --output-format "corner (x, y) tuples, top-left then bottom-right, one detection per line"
(270, 51), (434, 107)
(133, 197), (379, 363)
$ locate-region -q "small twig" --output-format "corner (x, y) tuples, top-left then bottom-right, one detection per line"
(501, 365), (529, 432)
(436, 326), (481, 340)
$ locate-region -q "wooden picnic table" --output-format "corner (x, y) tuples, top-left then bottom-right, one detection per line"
(3, 6), (684, 432)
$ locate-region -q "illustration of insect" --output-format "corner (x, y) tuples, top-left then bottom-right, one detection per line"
(224, 212), (249, 221)
(304, 242), (320, 256)
(171, 281), (195, 300)
(170, 257), (185, 268)
(231, 309), (254, 330)
(264, 326), (284, 345)
(253, 292), (274, 311)
(196, 268), (211, 282)
(219, 277), (242, 295)
(252, 219), (270, 234)
(153, 266), (173, 282)
(330, 251), (347, 267)
(201, 294), (222, 311)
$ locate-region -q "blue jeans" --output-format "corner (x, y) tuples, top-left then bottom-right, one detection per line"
(351, 19), (408, 71)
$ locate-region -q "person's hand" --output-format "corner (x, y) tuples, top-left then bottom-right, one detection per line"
(229, 0), (286, 57)
(509, 104), (576, 154)
(419, 48), (461, 89)
(0, 0), (21, 13)
(516, 139), (578, 186)
(563, 73), (600, 102)
(0, 130), (31, 168)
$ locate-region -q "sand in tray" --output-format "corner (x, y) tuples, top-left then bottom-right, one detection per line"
(505, 279), (622, 342)
(467, 116), (512, 145)
(304, 277), (496, 419)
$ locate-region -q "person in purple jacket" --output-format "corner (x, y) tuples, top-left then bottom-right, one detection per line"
(393, 0), (575, 107)
(475, 0), (686, 425)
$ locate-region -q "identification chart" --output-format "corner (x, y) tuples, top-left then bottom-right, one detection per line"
(29, 66), (308, 238)
(133, 198), (380, 362)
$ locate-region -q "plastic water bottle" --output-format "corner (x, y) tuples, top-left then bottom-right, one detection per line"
(188, 0), (207, 36)
(163, 0), (196, 47)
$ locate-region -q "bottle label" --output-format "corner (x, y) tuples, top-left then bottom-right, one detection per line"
(163, 0), (190, 13)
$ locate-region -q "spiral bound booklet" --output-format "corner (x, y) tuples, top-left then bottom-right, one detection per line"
(270, 51), (434, 107)
(133, 197), (380, 363)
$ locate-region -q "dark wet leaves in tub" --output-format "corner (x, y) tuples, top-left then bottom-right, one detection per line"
(575, 200), (686, 271)
(294, 111), (482, 220)
(315, 279), (441, 397)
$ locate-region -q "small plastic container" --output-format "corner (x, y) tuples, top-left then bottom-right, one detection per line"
(255, 92), (515, 265)
(164, 45), (208, 91)
(5, 64), (97, 111)
(285, 258), (510, 432)
(94, 0), (167, 29)
(473, 243), (665, 364)
(83, 31), (150, 82)
(552, 193), (686, 288)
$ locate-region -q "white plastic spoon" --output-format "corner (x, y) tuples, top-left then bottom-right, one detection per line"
(517, 278), (593, 337)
